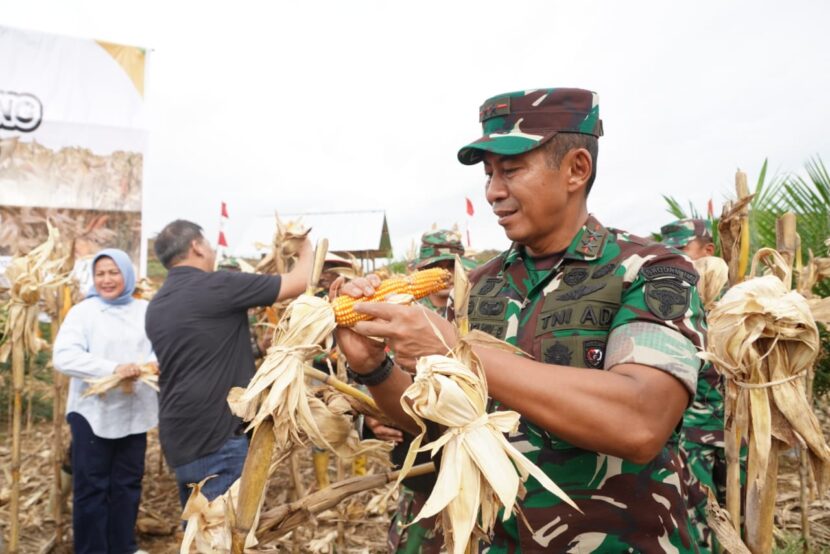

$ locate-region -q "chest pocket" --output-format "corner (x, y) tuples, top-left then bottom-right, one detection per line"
(534, 266), (623, 369)
(468, 276), (508, 340)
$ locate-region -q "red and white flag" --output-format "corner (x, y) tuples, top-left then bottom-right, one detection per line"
(218, 202), (229, 250)
(465, 197), (475, 246)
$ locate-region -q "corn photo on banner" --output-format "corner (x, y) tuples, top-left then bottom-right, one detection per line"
(0, 25), (149, 283)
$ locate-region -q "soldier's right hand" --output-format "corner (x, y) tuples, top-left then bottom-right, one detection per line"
(330, 274), (388, 373)
(365, 416), (404, 443)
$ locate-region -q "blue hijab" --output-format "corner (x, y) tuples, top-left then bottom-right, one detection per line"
(87, 248), (137, 305)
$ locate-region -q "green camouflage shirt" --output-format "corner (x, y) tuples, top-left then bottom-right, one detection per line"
(467, 215), (706, 553)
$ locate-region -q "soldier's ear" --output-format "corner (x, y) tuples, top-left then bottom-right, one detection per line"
(565, 147), (592, 194)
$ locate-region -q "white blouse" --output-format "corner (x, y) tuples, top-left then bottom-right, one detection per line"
(53, 297), (158, 439)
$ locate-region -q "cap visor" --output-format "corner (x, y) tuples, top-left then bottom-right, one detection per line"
(416, 253), (457, 269)
(457, 133), (553, 165)
(662, 237), (690, 248)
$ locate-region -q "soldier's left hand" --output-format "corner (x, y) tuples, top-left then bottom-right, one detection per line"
(351, 302), (459, 370)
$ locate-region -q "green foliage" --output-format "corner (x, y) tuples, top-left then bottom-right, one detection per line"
(815, 323), (830, 400)
(662, 194), (703, 220)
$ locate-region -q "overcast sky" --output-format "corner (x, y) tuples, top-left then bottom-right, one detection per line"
(3, 0), (829, 261)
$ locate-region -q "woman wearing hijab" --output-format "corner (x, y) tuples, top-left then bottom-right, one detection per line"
(53, 248), (157, 554)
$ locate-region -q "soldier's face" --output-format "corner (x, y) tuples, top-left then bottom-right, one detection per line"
(483, 148), (569, 255)
(680, 239), (715, 260)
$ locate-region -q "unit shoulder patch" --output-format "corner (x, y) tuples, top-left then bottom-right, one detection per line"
(640, 264), (699, 285)
(644, 279), (691, 320)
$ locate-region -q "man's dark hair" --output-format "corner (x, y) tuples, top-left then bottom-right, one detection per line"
(543, 133), (599, 195)
(154, 219), (205, 269)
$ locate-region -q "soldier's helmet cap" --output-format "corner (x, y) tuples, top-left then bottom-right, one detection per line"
(416, 229), (473, 269)
(217, 257), (241, 270)
(660, 218), (713, 248)
(457, 88), (603, 165)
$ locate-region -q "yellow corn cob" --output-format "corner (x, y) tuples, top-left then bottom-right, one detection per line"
(332, 268), (451, 326)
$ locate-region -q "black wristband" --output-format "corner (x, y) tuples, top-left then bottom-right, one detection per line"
(347, 355), (394, 387)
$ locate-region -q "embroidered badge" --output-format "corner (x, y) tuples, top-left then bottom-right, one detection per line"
(583, 340), (605, 369)
(543, 342), (573, 366)
(591, 263), (616, 280)
(556, 282), (607, 302)
(563, 268), (589, 286)
(644, 279), (691, 320)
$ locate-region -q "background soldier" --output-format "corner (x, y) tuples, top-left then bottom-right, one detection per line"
(384, 228), (476, 553)
(661, 218), (726, 552)
(335, 88), (708, 552)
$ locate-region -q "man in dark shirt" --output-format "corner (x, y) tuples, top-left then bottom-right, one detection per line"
(145, 219), (311, 506)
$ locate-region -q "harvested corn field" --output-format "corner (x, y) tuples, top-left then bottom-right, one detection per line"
(5, 413), (830, 552)
(0, 425), (398, 553)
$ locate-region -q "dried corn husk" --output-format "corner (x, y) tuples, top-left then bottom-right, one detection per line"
(82, 363), (159, 397)
(181, 477), (257, 553)
(228, 295), (335, 447)
(693, 255), (729, 311)
(396, 346), (578, 554)
(700, 248), (830, 550)
(0, 223), (71, 361)
(255, 216), (310, 275)
(133, 277), (158, 301)
(307, 387), (391, 461)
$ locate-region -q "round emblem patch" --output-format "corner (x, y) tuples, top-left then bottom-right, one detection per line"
(563, 268), (589, 286)
(644, 279), (690, 320)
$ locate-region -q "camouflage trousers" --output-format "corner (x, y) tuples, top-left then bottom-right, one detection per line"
(680, 441), (727, 554)
(388, 486), (443, 554)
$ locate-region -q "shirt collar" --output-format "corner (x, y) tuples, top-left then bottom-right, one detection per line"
(500, 214), (611, 272)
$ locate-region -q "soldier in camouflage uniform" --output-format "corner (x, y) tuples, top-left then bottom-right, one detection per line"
(385, 229), (468, 553)
(661, 219), (724, 552)
(335, 88), (708, 552)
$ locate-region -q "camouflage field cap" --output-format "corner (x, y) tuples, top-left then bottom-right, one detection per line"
(217, 257), (241, 270)
(457, 88), (603, 165)
(661, 218), (713, 248)
(416, 229), (468, 269)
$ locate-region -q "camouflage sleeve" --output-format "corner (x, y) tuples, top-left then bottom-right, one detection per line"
(605, 244), (706, 396)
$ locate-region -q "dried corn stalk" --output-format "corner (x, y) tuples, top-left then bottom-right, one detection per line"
(228, 295), (335, 445)
(396, 343), (578, 554)
(718, 194), (754, 286)
(0, 222), (70, 552)
(181, 477), (256, 553)
(228, 294), (386, 458)
(700, 248), (830, 551)
(693, 256), (729, 312)
(0, 223), (71, 361)
(82, 363), (159, 397)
